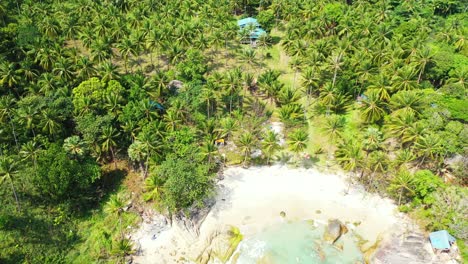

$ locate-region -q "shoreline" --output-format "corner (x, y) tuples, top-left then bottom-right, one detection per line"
(131, 165), (414, 263)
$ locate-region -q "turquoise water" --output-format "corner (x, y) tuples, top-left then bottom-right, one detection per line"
(232, 221), (364, 264)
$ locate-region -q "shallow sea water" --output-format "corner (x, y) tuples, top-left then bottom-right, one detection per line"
(231, 220), (364, 264)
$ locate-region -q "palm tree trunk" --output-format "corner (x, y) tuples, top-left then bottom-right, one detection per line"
(8, 114), (19, 150)
(332, 67), (338, 89)
(9, 179), (20, 212)
(111, 147), (117, 169)
(398, 188), (403, 205)
(144, 156), (149, 178)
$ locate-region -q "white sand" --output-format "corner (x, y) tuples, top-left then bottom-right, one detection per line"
(132, 165), (406, 264)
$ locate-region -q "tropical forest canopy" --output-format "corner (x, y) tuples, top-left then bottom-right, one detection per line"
(0, 0), (467, 263)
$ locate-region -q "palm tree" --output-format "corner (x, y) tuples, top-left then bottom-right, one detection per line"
(136, 129), (161, 177)
(236, 132), (257, 166)
(414, 133), (443, 166)
(200, 85), (219, 118)
(99, 61), (120, 82)
(389, 90), (423, 117)
(393, 149), (416, 170)
(143, 173), (164, 203)
(257, 34), (272, 60)
(384, 111), (417, 145)
(0, 95), (19, 149)
(414, 47), (433, 83)
(105, 193), (126, 238)
(335, 138), (364, 193)
(100, 125), (120, 168)
(20, 141), (41, 171)
(391, 65), (418, 91)
(201, 138), (218, 165)
(76, 56), (97, 80)
(367, 74), (392, 102)
(262, 130), (280, 165)
(239, 48), (257, 72)
(163, 109), (182, 132)
(287, 129), (308, 158)
(360, 89), (387, 124)
(90, 38), (113, 64)
(63, 136), (87, 158)
(128, 140), (147, 173)
(277, 86), (301, 106)
(301, 67), (321, 98)
(40, 108), (62, 138)
(218, 117), (237, 140)
(0, 156), (20, 211)
(117, 37), (137, 73)
(328, 52), (344, 90)
(0, 61), (20, 90)
(321, 114), (346, 143)
(388, 169), (415, 205)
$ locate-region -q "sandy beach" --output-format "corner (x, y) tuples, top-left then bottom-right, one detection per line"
(131, 165), (409, 264)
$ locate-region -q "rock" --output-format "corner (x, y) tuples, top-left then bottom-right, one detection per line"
(316, 210), (322, 214)
(334, 243), (344, 251)
(196, 227), (243, 264)
(168, 80), (183, 92)
(369, 231), (444, 264)
(323, 219), (347, 244)
(341, 224), (349, 235)
(280, 211), (286, 217)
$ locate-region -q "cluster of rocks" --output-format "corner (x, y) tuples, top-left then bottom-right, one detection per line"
(371, 231), (462, 264)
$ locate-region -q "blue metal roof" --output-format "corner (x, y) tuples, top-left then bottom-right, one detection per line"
(429, 230), (456, 250)
(237, 17), (259, 27)
(250, 28), (266, 39)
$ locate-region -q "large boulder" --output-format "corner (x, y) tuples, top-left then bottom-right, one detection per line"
(323, 219), (348, 244)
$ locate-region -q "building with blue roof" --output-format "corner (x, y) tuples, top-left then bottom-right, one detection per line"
(237, 17), (266, 44)
(429, 230), (456, 251)
(237, 17), (260, 28)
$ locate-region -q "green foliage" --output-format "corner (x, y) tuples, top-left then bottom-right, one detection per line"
(257, 10), (275, 32)
(35, 143), (101, 203)
(411, 170), (444, 206)
(148, 151), (215, 213)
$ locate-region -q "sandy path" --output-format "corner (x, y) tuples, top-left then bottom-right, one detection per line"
(132, 165), (406, 264)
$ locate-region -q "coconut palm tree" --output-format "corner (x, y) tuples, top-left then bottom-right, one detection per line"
(100, 125), (120, 168)
(389, 90), (423, 117)
(388, 169), (415, 205)
(0, 156), (20, 211)
(391, 65), (418, 91)
(328, 51), (344, 90)
(335, 138), (364, 193)
(237, 132), (257, 166)
(414, 133), (443, 167)
(201, 138), (218, 165)
(287, 129), (308, 158)
(116, 37), (136, 73)
(367, 74), (392, 102)
(0, 95), (19, 149)
(360, 89), (388, 124)
(262, 130), (280, 165)
(63, 136), (87, 158)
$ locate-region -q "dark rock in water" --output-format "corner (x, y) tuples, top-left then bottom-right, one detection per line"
(280, 211), (286, 217)
(316, 210), (322, 214)
(323, 219), (346, 244)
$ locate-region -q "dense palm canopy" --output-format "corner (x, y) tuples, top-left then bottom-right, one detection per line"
(0, 0), (466, 262)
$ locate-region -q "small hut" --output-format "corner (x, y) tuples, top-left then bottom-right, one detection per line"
(237, 17), (266, 45)
(429, 230), (456, 253)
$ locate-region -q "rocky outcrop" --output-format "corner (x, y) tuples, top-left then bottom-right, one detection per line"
(323, 219), (348, 244)
(196, 226), (243, 264)
(370, 231), (461, 264)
